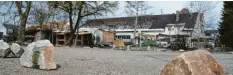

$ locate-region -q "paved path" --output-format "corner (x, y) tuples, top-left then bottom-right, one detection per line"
(0, 47), (232, 75)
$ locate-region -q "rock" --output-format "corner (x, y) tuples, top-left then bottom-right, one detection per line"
(147, 46), (151, 51)
(126, 45), (130, 51)
(38, 46), (57, 70)
(179, 49), (184, 52)
(0, 40), (9, 57)
(160, 50), (225, 75)
(161, 49), (166, 52)
(11, 43), (21, 54)
(112, 45), (116, 49)
(11, 43), (24, 57)
(20, 40), (58, 70)
(227, 52), (233, 54)
(2, 48), (12, 58)
(20, 42), (35, 67)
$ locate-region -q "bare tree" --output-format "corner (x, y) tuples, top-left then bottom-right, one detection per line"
(15, 1), (32, 43)
(48, 1), (118, 46)
(124, 1), (151, 16)
(186, 1), (219, 29)
(124, 1), (151, 29)
(30, 1), (54, 28)
(0, 2), (20, 25)
(124, 1), (151, 46)
(0, 1), (32, 43)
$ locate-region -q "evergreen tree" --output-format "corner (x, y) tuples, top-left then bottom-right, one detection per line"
(219, 1), (233, 48)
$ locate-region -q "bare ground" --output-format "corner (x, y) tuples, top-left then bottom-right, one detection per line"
(0, 47), (232, 75)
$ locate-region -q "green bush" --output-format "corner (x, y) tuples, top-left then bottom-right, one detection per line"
(32, 51), (40, 65)
(141, 39), (156, 47)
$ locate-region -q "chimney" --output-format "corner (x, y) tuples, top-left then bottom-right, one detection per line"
(176, 10), (179, 22)
(161, 9), (163, 14)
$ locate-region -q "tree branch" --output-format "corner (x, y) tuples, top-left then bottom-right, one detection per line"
(15, 1), (22, 16)
(69, 1), (74, 32)
(74, 1), (85, 31)
(23, 1), (32, 17)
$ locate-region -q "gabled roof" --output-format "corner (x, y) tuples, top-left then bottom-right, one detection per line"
(2, 24), (18, 29)
(149, 12), (199, 29)
(83, 12), (199, 29)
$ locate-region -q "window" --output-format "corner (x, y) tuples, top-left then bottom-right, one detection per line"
(118, 36), (121, 39)
(122, 35), (125, 39)
(127, 36), (131, 39)
(171, 26), (174, 31)
(116, 35), (131, 39)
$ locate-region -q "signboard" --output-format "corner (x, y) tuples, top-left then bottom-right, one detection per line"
(113, 40), (125, 47)
(103, 31), (114, 42)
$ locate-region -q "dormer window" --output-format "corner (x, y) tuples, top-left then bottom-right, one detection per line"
(168, 27), (171, 31)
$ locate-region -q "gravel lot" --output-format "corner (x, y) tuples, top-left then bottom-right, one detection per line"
(0, 47), (232, 75)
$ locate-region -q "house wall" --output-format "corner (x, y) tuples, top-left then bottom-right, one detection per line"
(115, 29), (164, 44)
(163, 26), (188, 35)
(0, 24), (6, 36)
(115, 32), (134, 42)
(191, 12), (205, 39)
(81, 12), (201, 46)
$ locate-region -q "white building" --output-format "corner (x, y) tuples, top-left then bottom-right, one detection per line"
(0, 23), (7, 36)
(82, 11), (204, 46)
(114, 29), (164, 44)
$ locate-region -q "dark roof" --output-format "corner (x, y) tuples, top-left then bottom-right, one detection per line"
(150, 12), (199, 29)
(2, 24), (18, 29)
(84, 12), (199, 29)
(204, 30), (219, 34)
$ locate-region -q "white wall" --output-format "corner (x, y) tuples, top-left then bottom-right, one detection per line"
(0, 24), (6, 35)
(163, 26), (188, 35)
(115, 29), (165, 43)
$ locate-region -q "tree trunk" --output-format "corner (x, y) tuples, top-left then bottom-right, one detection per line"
(65, 33), (75, 46)
(64, 2), (84, 46)
(16, 1), (32, 44)
(17, 17), (27, 43)
(65, 27), (79, 46)
(73, 27), (80, 47)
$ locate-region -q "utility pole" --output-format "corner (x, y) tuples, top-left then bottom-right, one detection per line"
(134, 6), (138, 47)
(169, 27), (171, 42)
(190, 2), (194, 48)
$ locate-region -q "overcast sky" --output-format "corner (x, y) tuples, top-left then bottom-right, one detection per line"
(110, 1), (223, 17)
(114, 1), (187, 17)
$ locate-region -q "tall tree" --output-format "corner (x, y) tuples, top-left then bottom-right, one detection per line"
(48, 1), (118, 46)
(124, 1), (151, 46)
(32, 1), (53, 27)
(218, 1), (233, 48)
(0, 2), (19, 25)
(124, 1), (150, 16)
(15, 1), (32, 43)
(186, 1), (219, 29)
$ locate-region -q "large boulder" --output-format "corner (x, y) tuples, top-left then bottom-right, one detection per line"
(20, 40), (58, 70)
(11, 43), (24, 57)
(11, 43), (21, 54)
(0, 40), (10, 57)
(160, 50), (225, 75)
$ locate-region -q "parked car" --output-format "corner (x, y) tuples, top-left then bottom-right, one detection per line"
(213, 47), (223, 52)
(156, 41), (168, 48)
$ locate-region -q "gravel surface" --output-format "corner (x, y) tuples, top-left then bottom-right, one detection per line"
(0, 47), (232, 75)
